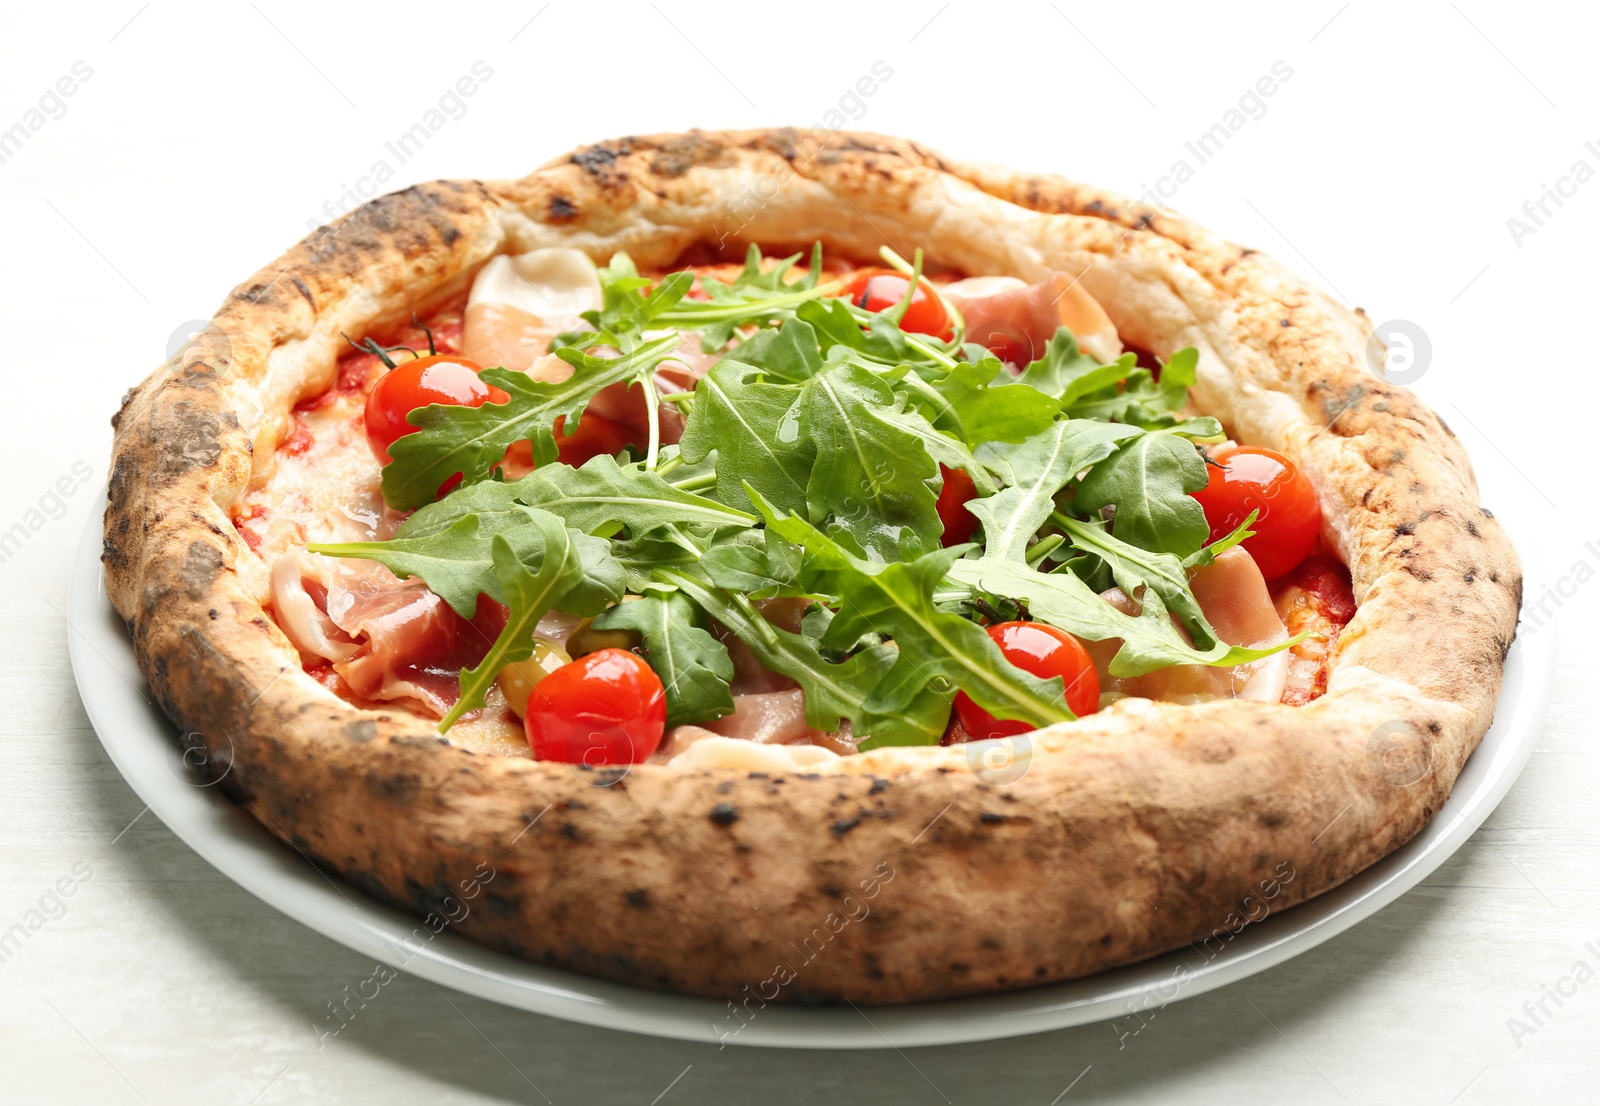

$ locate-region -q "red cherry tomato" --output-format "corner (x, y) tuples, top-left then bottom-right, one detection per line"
(524, 648), (666, 765)
(840, 269), (953, 339)
(1191, 444), (1321, 580)
(363, 354), (507, 464)
(975, 326), (1037, 369)
(936, 465), (979, 546)
(503, 412), (639, 474)
(554, 413), (636, 466)
(954, 622), (1100, 738)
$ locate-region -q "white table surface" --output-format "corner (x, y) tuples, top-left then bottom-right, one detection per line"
(3, 2), (1595, 1101)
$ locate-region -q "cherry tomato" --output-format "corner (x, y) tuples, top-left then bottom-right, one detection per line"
(524, 648), (666, 765)
(363, 354), (507, 464)
(503, 412), (638, 474)
(973, 325), (1037, 369)
(954, 622), (1100, 738)
(840, 269), (953, 339)
(936, 465), (979, 546)
(1191, 444), (1321, 580)
(554, 413), (636, 466)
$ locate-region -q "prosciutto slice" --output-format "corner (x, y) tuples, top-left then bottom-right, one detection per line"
(944, 274), (1123, 366)
(270, 550), (506, 717)
(1087, 547), (1291, 704)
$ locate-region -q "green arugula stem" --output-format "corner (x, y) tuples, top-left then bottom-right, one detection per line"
(668, 471), (718, 493)
(652, 280), (845, 327)
(1026, 533), (1065, 566)
(902, 334), (959, 368)
(639, 369), (662, 471)
(880, 245), (967, 348)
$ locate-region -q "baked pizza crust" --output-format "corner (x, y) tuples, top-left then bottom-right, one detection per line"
(102, 129), (1521, 1003)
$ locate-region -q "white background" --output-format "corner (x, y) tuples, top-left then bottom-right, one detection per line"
(2, 1), (1596, 1102)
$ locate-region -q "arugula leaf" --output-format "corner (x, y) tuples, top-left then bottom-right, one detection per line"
(1183, 510), (1258, 570)
(677, 358), (812, 515)
(697, 527), (805, 597)
(593, 589), (735, 726)
(311, 512), (531, 618)
(1062, 346), (1207, 429)
(659, 566), (951, 748)
(874, 400), (995, 495)
(399, 455), (754, 542)
(795, 297), (917, 365)
(1071, 430), (1213, 558)
(309, 508), (622, 621)
(715, 316), (824, 384)
(381, 332), (680, 510)
(755, 493), (1073, 728)
(969, 420), (1141, 561)
(442, 519), (588, 729)
(1056, 514), (1224, 651)
(796, 362), (941, 560)
(1019, 328), (1134, 405)
(653, 244), (835, 350)
(923, 357), (1061, 447)
(944, 555), (1291, 678)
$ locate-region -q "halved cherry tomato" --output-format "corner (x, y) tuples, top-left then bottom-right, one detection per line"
(1191, 444), (1320, 580)
(954, 622), (1100, 739)
(363, 354), (508, 464)
(936, 465), (979, 546)
(524, 648), (666, 765)
(839, 269), (953, 339)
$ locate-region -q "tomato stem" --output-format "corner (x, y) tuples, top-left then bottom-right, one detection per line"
(411, 313), (437, 357)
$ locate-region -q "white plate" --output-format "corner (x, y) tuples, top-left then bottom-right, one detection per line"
(68, 486), (1551, 1049)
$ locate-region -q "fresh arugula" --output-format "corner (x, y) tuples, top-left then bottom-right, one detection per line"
(592, 588), (735, 726)
(382, 332), (682, 510)
(658, 566), (951, 748)
(320, 240), (1300, 740)
(443, 517), (606, 728)
(755, 492), (1073, 730)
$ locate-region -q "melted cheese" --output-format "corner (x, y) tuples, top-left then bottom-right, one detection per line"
(464, 248), (601, 374)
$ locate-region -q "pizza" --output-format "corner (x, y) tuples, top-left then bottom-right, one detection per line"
(103, 129), (1521, 1005)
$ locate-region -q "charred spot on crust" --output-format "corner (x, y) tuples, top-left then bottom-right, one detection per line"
(179, 541), (224, 599)
(831, 817), (861, 838)
(649, 133), (726, 177)
(624, 889), (650, 909)
(559, 822), (582, 842)
(868, 777), (890, 795)
(291, 274), (315, 309)
(709, 802), (740, 826)
(571, 143), (631, 176)
(548, 195), (579, 221)
(344, 719), (377, 743)
(1395, 521), (1417, 537)
(979, 812), (1006, 825)
(154, 406), (232, 477)
(1280, 318), (1292, 327)
(591, 767), (628, 789)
